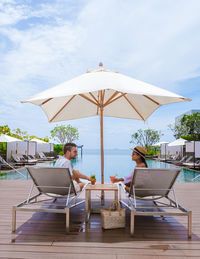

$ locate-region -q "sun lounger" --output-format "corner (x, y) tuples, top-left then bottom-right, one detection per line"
(0, 155), (27, 178)
(12, 167), (88, 233)
(173, 155), (193, 165)
(23, 155), (37, 163)
(159, 155), (171, 161)
(176, 155), (193, 166)
(29, 154), (44, 162)
(0, 155), (16, 169)
(38, 152), (54, 161)
(183, 160), (200, 168)
(12, 154), (36, 165)
(118, 168), (192, 239)
(11, 154), (25, 165)
(166, 154), (181, 163)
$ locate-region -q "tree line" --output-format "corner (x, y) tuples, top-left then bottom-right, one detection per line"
(0, 125), (49, 142)
(1, 112), (199, 154)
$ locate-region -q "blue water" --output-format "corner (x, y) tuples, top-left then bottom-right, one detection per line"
(0, 149), (200, 182)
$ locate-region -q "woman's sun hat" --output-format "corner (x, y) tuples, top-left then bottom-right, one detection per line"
(133, 146), (147, 158)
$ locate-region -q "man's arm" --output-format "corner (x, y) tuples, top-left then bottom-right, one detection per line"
(72, 169), (91, 181)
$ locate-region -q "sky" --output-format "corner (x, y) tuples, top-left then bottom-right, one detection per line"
(0, 0), (200, 149)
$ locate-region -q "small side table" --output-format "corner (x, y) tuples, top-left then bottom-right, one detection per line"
(85, 183), (118, 223)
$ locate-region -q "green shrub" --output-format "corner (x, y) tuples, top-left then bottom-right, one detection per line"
(146, 150), (155, 156)
(146, 147), (160, 156)
(54, 144), (63, 154)
(181, 135), (200, 141)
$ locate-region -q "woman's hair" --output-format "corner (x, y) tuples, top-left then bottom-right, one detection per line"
(140, 156), (148, 168)
(133, 148), (148, 168)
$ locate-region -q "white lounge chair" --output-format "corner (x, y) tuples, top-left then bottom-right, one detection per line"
(12, 167), (88, 233)
(118, 168), (192, 239)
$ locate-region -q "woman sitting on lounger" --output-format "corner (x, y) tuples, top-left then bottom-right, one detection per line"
(110, 146), (147, 192)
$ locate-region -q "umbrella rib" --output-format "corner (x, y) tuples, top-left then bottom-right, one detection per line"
(97, 92), (100, 115)
(102, 90), (105, 102)
(123, 95), (145, 120)
(143, 95), (160, 105)
(104, 92), (127, 107)
(103, 91), (119, 107)
(79, 94), (98, 106)
(49, 95), (76, 122)
(89, 92), (100, 105)
(41, 98), (53, 106)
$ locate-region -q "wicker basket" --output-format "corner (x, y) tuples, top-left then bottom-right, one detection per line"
(101, 201), (126, 229)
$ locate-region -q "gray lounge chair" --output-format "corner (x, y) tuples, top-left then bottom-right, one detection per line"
(11, 154), (25, 165)
(166, 154), (180, 163)
(12, 167), (88, 233)
(118, 168), (192, 239)
(175, 155), (192, 166)
(12, 154), (36, 165)
(29, 154), (44, 162)
(0, 155), (26, 178)
(0, 155), (18, 169)
(38, 152), (54, 161)
(23, 155), (37, 163)
(174, 155), (193, 165)
(183, 160), (200, 168)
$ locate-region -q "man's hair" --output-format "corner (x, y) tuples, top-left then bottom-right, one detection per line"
(64, 143), (77, 154)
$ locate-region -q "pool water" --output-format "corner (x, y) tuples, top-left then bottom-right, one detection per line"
(0, 150), (200, 182)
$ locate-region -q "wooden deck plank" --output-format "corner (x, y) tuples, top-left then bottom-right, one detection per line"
(0, 180), (200, 258)
(0, 252), (116, 259)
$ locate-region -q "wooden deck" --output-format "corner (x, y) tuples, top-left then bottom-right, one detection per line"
(0, 180), (200, 258)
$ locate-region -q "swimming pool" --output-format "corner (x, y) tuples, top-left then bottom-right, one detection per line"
(0, 150), (200, 182)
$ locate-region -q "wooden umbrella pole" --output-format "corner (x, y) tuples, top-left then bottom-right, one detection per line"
(100, 92), (104, 205)
(100, 106), (104, 185)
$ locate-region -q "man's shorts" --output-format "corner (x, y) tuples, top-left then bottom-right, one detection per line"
(73, 180), (81, 192)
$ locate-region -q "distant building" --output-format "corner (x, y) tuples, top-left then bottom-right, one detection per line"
(175, 109), (200, 124)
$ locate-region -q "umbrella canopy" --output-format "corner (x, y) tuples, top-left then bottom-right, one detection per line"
(168, 138), (187, 146)
(30, 138), (47, 144)
(22, 64), (191, 122)
(22, 63), (191, 185)
(0, 134), (22, 142)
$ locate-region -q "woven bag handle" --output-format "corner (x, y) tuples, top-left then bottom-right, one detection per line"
(108, 200), (121, 216)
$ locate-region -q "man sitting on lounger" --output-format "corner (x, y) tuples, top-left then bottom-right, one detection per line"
(55, 142), (91, 192)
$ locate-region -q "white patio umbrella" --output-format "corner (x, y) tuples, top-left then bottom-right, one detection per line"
(21, 63), (191, 185)
(0, 134), (22, 142)
(30, 138), (46, 144)
(168, 138), (187, 146)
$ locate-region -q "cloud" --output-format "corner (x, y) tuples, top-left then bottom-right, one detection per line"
(0, 0), (200, 147)
(1, 0), (200, 90)
(0, 0), (29, 26)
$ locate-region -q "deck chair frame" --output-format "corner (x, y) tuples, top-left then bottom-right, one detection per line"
(12, 167), (88, 233)
(38, 152), (54, 161)
(118, 168), (192, 239)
